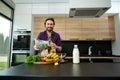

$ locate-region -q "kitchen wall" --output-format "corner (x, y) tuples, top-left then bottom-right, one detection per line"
(13, 0), (120, 60)
(61, 41), (112, 63)
(61, 41), (112, 56)
(112, 14), (120, 62)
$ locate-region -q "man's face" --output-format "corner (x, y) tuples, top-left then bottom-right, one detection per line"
(45, 20), (54, 32)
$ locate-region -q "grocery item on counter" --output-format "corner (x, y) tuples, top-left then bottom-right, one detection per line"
(72, 44), (80, 63)
(25, 55), (40, 64)
(42, 52), (59, 63)
(40, 49), (49, 57)
(25, 52), (67, 65)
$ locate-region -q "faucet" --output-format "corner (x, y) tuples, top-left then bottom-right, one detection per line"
(88, 46), (93, 63)
(88, 46), (92, 56)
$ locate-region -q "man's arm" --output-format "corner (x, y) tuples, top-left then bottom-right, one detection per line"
(56, 45), (62, 51)
(50, 42), (62, 52)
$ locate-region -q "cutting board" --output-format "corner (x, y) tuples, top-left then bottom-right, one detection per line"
(33, 62), (53, 64)
(33, 59), (67, 64)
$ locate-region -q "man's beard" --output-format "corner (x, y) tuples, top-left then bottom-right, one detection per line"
(46, 29), (53, 32)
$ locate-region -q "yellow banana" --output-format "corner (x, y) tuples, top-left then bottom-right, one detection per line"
(51, 53), (56, 58)
(43, 52), (59, 63)
(53, 58), (59, 62)
(53, 55), (59, 59)
(46, 53), (53, 58)
(45, 59), (53, 62)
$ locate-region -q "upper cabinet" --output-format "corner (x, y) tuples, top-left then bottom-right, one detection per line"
(32, 3), (69, 14)
(97, 17), (110, 40)
(33, 17), (45, 39)
(13, 4), (32, 31)
(81, 18), (99, 40)
(65, 18), (82, 40)
(108, 16), (115, 40)
(97, 16), (115, 40)
(33, 16), (115, 41)
(53, 17), (66, 40)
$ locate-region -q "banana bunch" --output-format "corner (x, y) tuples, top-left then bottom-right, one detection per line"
(43, 52), (59, 62)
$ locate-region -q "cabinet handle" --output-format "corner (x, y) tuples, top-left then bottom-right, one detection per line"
(69, 38), (79, 40)
(102, 38), (112, 40)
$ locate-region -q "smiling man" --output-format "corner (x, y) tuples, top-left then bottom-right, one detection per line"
(34, 18), (62, 54)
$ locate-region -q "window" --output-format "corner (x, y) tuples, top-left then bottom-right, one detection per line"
(0, 0), (14, 69)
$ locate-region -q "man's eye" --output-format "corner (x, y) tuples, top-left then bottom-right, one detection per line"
(47, 23), (53, 25)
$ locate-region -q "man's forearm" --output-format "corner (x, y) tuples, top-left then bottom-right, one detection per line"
(56, 45), (62, 52)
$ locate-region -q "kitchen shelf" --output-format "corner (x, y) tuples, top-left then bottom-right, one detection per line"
(65, 55), (120, 59)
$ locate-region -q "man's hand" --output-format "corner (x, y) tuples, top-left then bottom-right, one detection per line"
(33, 45), (39, 50)
(50, 42), (57, 49)
(49, 42), (62, 52)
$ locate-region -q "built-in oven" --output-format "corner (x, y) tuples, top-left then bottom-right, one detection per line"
(11, 31), (31, 66)
(12, 34), (31, 50)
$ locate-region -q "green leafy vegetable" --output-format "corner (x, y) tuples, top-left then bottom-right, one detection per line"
(25, 55), (40, 64)
(38, 44), (48, 49)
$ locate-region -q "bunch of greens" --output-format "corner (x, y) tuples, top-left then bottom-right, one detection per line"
(25, 55), (40, 64)
(38, 44), (48, 49)
(35, 40), (49, 49)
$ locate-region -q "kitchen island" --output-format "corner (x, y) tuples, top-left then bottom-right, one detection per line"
(0, 63), (120, 80)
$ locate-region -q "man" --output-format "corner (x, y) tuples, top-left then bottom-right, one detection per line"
(34, 18), (62, 54)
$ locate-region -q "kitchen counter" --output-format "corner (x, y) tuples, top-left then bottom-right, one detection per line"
(0, 63), (120, 80)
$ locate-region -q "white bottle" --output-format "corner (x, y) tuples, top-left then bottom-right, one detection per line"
(72, 44), (80, 63)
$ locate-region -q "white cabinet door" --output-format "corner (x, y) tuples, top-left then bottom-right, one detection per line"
(13, 14), (32, 31)
(13, 4), (32, 31)
(32, 4), (48, 14)
(48, 3), (68, 14)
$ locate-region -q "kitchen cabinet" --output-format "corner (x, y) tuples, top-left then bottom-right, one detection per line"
(33, 16), (115, 41)
(65, 18), (82, 40)
(97, 16), (115, 40)
(108, 16), (115, 40)
(14, 14), (32, 31)
(81, 18), (99, 40)
(97, 16), (110, 40)
(48, 3), (68, 14)
(32, 3), (68, 15)
(13, 4), (32, 31)
(33, 17), (45, 39)
(53, 17), (66, 40)
(32, 4), (48, 14)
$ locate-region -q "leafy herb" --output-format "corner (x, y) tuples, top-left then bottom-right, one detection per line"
(38, 44), (48, 49)
(25, 55), (40, 64)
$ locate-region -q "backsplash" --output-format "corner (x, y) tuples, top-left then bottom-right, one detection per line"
(61, 41), (112, 56)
